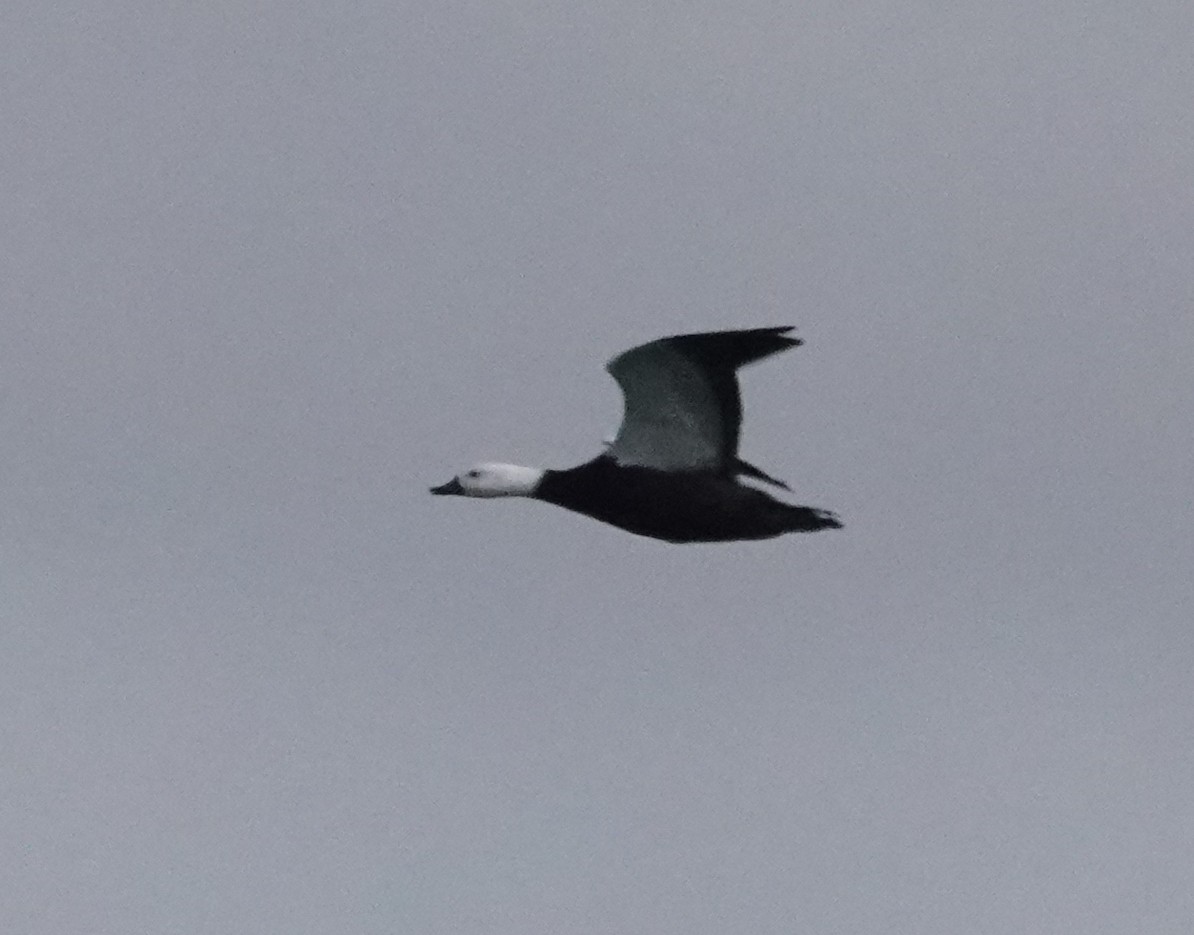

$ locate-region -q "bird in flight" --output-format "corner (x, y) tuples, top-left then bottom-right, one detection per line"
(431, 327), (841, 543)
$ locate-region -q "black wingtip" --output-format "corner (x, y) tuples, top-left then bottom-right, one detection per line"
(767, 326), (803, 349)
(738, 326), (803, 353)
(662, 327), (804, 370)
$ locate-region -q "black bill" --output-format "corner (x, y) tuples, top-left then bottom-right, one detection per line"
(429, 477), (464, 496)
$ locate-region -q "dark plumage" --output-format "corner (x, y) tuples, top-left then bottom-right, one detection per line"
(430, 327), (841, 543)
(536, 456), (839, 543)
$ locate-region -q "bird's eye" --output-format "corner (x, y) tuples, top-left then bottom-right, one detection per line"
(466, 470), (480, 479)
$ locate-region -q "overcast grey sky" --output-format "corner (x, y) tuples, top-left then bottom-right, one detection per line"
(3, 2), (1193, 933)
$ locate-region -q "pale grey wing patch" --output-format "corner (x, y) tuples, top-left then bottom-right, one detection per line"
(605, 342), (727, 471)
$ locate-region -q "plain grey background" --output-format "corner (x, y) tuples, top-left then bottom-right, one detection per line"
(4, 2), (1192, 933)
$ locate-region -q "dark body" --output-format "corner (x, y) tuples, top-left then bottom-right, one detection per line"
(536, 456), (841, 543)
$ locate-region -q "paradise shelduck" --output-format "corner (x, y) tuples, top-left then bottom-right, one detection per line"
(430, 327), (842, 543)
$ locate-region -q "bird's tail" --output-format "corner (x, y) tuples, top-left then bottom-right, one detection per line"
(783, 505), (842, 532)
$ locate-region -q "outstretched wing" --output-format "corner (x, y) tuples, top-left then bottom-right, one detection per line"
(605, 327), (802, 472)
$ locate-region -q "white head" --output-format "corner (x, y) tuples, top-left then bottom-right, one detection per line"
(429, 462), (544, 498)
